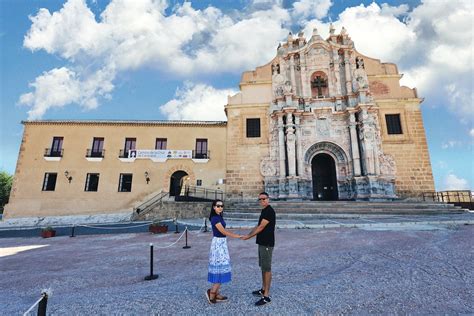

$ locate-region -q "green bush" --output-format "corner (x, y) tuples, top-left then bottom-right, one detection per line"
(0, 171), (13, 214)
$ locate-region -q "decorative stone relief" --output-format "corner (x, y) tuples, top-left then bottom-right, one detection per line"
(379, 154), (396, 176)
(260, 157), (277, 177)
(316, 117), (330, 137)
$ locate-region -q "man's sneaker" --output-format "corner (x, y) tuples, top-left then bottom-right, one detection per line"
(255, 296), (271, 306)
(252, 289), (264, 297)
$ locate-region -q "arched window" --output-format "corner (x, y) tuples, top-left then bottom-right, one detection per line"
(310, 71), (329, 98)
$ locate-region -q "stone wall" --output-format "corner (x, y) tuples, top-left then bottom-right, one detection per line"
(225, 104), (270, 200)
(136, 201), (210, 221)
(378, 100), (435, 198)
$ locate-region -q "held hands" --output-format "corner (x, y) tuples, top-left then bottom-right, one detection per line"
(240, 234), (251, 240)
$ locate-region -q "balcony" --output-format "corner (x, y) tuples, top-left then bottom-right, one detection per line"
(118, 149), (135, 162)
(86, 149), (105, 162)
(43, 148), (63, 161)
(192, 150), (210, 163)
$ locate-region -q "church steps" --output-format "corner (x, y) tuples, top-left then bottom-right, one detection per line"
(224, 201), (466, 215)
(227, 202), (460, 208)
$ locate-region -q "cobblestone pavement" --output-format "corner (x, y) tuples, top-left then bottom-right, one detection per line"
(1, 225), (473, 315)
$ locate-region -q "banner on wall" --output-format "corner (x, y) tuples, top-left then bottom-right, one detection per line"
(128, 149), (193, 160)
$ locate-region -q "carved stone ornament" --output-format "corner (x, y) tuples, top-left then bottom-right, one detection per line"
(260, 157), (277, 177)
(273, 73), (284, 84)
(379, 154), (397, 176)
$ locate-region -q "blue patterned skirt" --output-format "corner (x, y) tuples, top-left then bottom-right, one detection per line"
(208, 237), (232, 284)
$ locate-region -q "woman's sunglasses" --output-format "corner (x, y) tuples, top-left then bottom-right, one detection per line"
(215, 204), (224, 208)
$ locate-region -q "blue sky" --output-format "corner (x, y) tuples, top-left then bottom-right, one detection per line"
(0, 0), (473, 191)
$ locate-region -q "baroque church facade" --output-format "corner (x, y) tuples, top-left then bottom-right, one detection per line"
(4, 27), (435, 219)
(225, 26), (434, 201)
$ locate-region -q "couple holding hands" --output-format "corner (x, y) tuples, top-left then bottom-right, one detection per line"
(206, 192), (275, 306)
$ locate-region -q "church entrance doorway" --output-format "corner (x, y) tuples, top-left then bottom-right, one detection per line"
(169, 171), (188, 197)
(311, 153), (338, 201)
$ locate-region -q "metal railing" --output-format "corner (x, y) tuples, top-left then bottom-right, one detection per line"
(86, 149), (105, 158)
(118, 149), (133, 158)
(184, 185), (224, 201)
(44, 148), (63, 157)
(422, 190), (473, 210)
(131, 191), (169, 220)
(192, 150), (210, 159)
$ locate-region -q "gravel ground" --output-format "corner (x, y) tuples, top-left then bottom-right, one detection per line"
(1, 225), (473, 315)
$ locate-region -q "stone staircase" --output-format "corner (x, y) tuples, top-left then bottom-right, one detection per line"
(224, 200), (467, 219)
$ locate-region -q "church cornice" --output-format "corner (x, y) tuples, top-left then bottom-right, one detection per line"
(368, 74), (403, 79)
(21, 119), (228, 127)
(239, 80), (272, 87)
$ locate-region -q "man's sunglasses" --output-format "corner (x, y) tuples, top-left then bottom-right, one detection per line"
(258, 198), (268, 201)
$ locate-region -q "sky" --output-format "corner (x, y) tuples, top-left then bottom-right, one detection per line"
(0, 0), (473, 192)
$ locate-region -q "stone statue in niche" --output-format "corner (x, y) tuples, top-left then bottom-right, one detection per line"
(352, 68), (369, 92)
(275, 86), (284, 97)
(294, 54), (300, 71)
(356, 57), (365, 69)
(272, 63), (280, 75)
(283, 81), (293, 94)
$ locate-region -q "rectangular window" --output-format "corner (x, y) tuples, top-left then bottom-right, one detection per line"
(385, 114), (403, 134)
(42, 173), (57, 191)
(155, 138), (167, 150)
(196, 179), (202, 186)
(85, 173), (100, 192)
(246, 118), (261, 138)
(91, 137), (104, 157)
(118, 173), (133, 192)
(195, 139), (208, 158)
(50, 137), (63, 157)
(123, 138), (136, 158)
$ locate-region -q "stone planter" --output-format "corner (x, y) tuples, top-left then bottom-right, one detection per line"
(149, 225), (168, 234)
(41, 230), (56, 238)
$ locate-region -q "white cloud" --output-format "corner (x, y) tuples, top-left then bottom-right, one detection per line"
(21, 0), (290, 118)
(293, 0), (332, 20)
(380, 3), (409, 17)
(159, 82), (236, 121)
(19, 66), (114, 119)
(441, 140), (463, 149)
(444, 173), (469, 190)
(470, 129), (474, 138)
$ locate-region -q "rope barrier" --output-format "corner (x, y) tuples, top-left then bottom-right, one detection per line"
(77, 218), (174, 230)
(23, 290), (50, 316)
(152, 228), (188, 249)
(77, 222), (153, 230)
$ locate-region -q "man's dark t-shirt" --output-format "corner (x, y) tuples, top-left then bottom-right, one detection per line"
(256, 205), (276, 247)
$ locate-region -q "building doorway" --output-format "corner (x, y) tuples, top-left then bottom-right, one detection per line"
(311, 153), (338, 201)
(169, 171), (188, 196)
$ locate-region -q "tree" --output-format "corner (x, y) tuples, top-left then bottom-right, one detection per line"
(0, 171), (13, 213)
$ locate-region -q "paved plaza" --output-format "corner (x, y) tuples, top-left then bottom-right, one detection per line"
(1, 223), (473, 315)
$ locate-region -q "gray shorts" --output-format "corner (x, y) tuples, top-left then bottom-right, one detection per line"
(258, 245), (274, 272)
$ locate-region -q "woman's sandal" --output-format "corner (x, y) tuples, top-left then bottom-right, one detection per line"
(206, 289), (217, 304)
(215, 293), (228, 302)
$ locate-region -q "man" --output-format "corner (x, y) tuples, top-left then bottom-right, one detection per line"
(242, 192), (276, 306)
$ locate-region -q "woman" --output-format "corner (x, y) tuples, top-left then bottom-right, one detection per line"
(206, 199), (241, 304)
